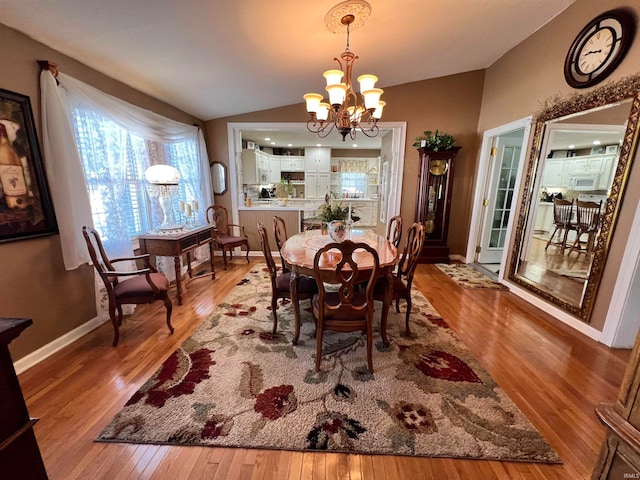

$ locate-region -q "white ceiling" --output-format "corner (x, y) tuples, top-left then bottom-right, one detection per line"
(0, 1), (576, 121)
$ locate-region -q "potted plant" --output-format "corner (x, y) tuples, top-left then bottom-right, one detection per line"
(413, 130), (456, 151)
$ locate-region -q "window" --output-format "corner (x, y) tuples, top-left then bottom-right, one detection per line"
(340, 172), (367, 198)
(71, 107), (203, 242)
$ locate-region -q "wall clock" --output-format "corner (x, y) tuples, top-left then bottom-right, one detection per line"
(564, 9), (635, 89)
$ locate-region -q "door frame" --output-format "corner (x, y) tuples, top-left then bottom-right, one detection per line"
(465, 116), (532, 280)
(226, 122), (407, 228)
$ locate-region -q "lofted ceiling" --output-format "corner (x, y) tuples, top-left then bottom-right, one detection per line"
(0, 1), (576, 121)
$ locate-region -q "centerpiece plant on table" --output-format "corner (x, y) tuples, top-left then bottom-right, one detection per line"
(317, 192), (360, 227)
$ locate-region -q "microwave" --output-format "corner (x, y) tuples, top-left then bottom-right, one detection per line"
(571, 175), (599, 190)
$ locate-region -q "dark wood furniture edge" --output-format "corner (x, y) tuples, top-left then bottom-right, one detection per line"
(0, 318), (33, 344)
(0, 418), (39, 452)
(596, 403), (640, 454)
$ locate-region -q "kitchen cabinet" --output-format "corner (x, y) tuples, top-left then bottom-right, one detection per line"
(599, 154), (617, 189)
(570, 155), (603, 177)
(305, 172), (330, 199)
(351, 200), (377, 227)
(534, 202), (554, 233)
(268, 157), (281, 183)
(305, 147), (331, 172)
(280, 156), (305, 172)
(241, 149), (269, 184)
(541, 158), (568, 187)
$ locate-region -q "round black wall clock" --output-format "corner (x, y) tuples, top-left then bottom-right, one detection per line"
(564, 9), (636, 89)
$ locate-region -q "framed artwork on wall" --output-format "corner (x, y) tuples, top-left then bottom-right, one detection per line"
(0, 87), (57, 243)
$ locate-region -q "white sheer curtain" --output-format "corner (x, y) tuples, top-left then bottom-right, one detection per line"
(40, 70), (212, 265)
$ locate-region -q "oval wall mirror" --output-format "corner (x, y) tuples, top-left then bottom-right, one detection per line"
(211, 162), (227, 195)
(508, 76), (640, 321)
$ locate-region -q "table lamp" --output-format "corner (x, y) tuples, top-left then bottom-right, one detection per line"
(145, 165), (181, 231)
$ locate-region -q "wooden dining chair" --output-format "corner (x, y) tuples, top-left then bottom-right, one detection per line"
(568, 200), (602, 256)
(257, 223), (317, 334)
(311, 240), (380, 373)
(374, 222), (425, 336)
(206, 205), (250, 269)
(82, 226), (173, 346)
(273, 215), (289, 273)
(386, 215), (403, 249)
(545, 198), (576, 253)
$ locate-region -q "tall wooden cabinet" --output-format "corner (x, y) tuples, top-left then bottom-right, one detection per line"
(414, 147), (461, 263)
(0, 318), (48, 479)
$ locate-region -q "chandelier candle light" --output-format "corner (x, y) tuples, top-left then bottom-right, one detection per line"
(145, 164), (182, 231)
(304, 0), (385, 141)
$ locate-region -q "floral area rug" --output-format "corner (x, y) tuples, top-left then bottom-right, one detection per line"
(435, 263), (509, 290)
(97, 265), (558, 462)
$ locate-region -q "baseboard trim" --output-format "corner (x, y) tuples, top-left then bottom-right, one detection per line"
(13, 315), (107, 375)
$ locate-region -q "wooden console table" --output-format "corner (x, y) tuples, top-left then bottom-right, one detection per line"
(0, 318), (48, 479)
(138, 224), (216, 305)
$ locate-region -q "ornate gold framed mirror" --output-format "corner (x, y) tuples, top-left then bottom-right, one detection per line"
(508, 75), (640, 321)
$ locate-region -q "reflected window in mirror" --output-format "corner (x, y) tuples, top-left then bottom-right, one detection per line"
(508, 78), (640, 322)
(211, 162), (227, 195)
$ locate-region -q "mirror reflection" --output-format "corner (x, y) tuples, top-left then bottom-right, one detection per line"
(511, 98), (634, 318)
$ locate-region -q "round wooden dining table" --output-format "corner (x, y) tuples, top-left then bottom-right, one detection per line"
(280, 228), (398, 345)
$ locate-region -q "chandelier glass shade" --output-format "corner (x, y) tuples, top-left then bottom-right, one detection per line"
(304, 3), (384, 141)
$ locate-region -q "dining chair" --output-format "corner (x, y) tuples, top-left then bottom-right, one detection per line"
(257, 223), (317, 334)
(206, 205), (250, 269)
(386, 215), (403, 248)
(82, 226), (173, 346)
(273, 215), (289, 273)
(568, 200), (602, 256)
(545, 198), (576, 253)
(311, 240), (380, 373)
(374, 222), (425, 336)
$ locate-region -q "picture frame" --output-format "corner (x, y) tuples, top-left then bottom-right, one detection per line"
(0, 87), (57, 243)
(590, 145), (607, 155)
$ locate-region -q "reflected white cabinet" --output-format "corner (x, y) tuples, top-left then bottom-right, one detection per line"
(241, 149), (269, 184)
(280, 157), (305, 172)
(541, 159), (567, 187)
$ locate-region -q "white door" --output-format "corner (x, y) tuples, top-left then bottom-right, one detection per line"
(476, 133), (523, 264)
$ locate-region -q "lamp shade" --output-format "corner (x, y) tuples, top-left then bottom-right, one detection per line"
(323, 69), (344, 87)
(372, 100), (386, 119)
(357, 74), (378, 92)
(326, 83), (347, 106)
(317, 102), (331, 121)
(303, 93), (323, 113)
(362, 88), (383, 110)
(145, 165), (180, 185)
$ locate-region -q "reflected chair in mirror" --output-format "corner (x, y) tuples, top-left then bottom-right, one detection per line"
(273, 216), (289, 273)
(82, 226), (173, 346)
(545, 198), (576, 254)
(386, 215), (403, 249)
(311, 240), (380, 373)
(569, 200), (602, 256)
(206, 205), (250, 269)
(257, 223), (317, 334)
(374, 222), (425, 336)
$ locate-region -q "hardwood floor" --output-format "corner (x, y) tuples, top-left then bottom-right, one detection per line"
(17, 258), (630, 479)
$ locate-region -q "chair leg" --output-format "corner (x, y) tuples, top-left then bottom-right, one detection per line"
(222, 248), (228, 270)
(116, 305), (124, 326)
(245, 243), (250, 264)
(405, 296), (413, 336)
(109, 304), (120, 347)
(545, 226), (560, 250)
(395, 298), (400, 313)
(271, 295), (279, 334)
(164, 295), (174, 334)
(315, 325), (324, 371)
(366, 322), (374, 374)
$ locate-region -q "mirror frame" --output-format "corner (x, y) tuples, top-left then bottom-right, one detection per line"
(508, 75), (640, 321)
(211, 161), (227, 195)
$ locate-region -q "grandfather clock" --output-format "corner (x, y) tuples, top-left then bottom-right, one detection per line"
(415, 146), (461, 263)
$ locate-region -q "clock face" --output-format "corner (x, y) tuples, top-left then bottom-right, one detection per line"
(564, 9), (635, 89)
(577, 28), (614, 74)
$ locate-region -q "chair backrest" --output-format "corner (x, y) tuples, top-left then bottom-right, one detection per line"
(82, 226), (117, 288)
(313, 240), (379, 319)
(397, 222), (426, 284)
(206, 205), (230, 235)
(552, 198), (574, 225)
(257, 222), (278, 286)
(386, 215), (402, 248)
(273, 216), (288, 254)
(576, 200), (602, 230)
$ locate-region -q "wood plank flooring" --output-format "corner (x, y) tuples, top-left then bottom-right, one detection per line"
(16, 258), (630, 479)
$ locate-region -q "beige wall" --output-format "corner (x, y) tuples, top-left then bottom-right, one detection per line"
(0, 24), (203, 360)
(478, 0), (640, 332)
(206, 70), (486, 256)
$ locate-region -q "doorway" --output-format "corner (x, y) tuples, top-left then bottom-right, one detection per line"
(466, 117), (531, 280)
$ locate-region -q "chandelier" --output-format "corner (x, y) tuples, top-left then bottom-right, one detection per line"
(303, 0), (385, 141)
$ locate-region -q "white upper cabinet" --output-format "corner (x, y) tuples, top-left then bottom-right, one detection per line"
(305, 147), (331, 172)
